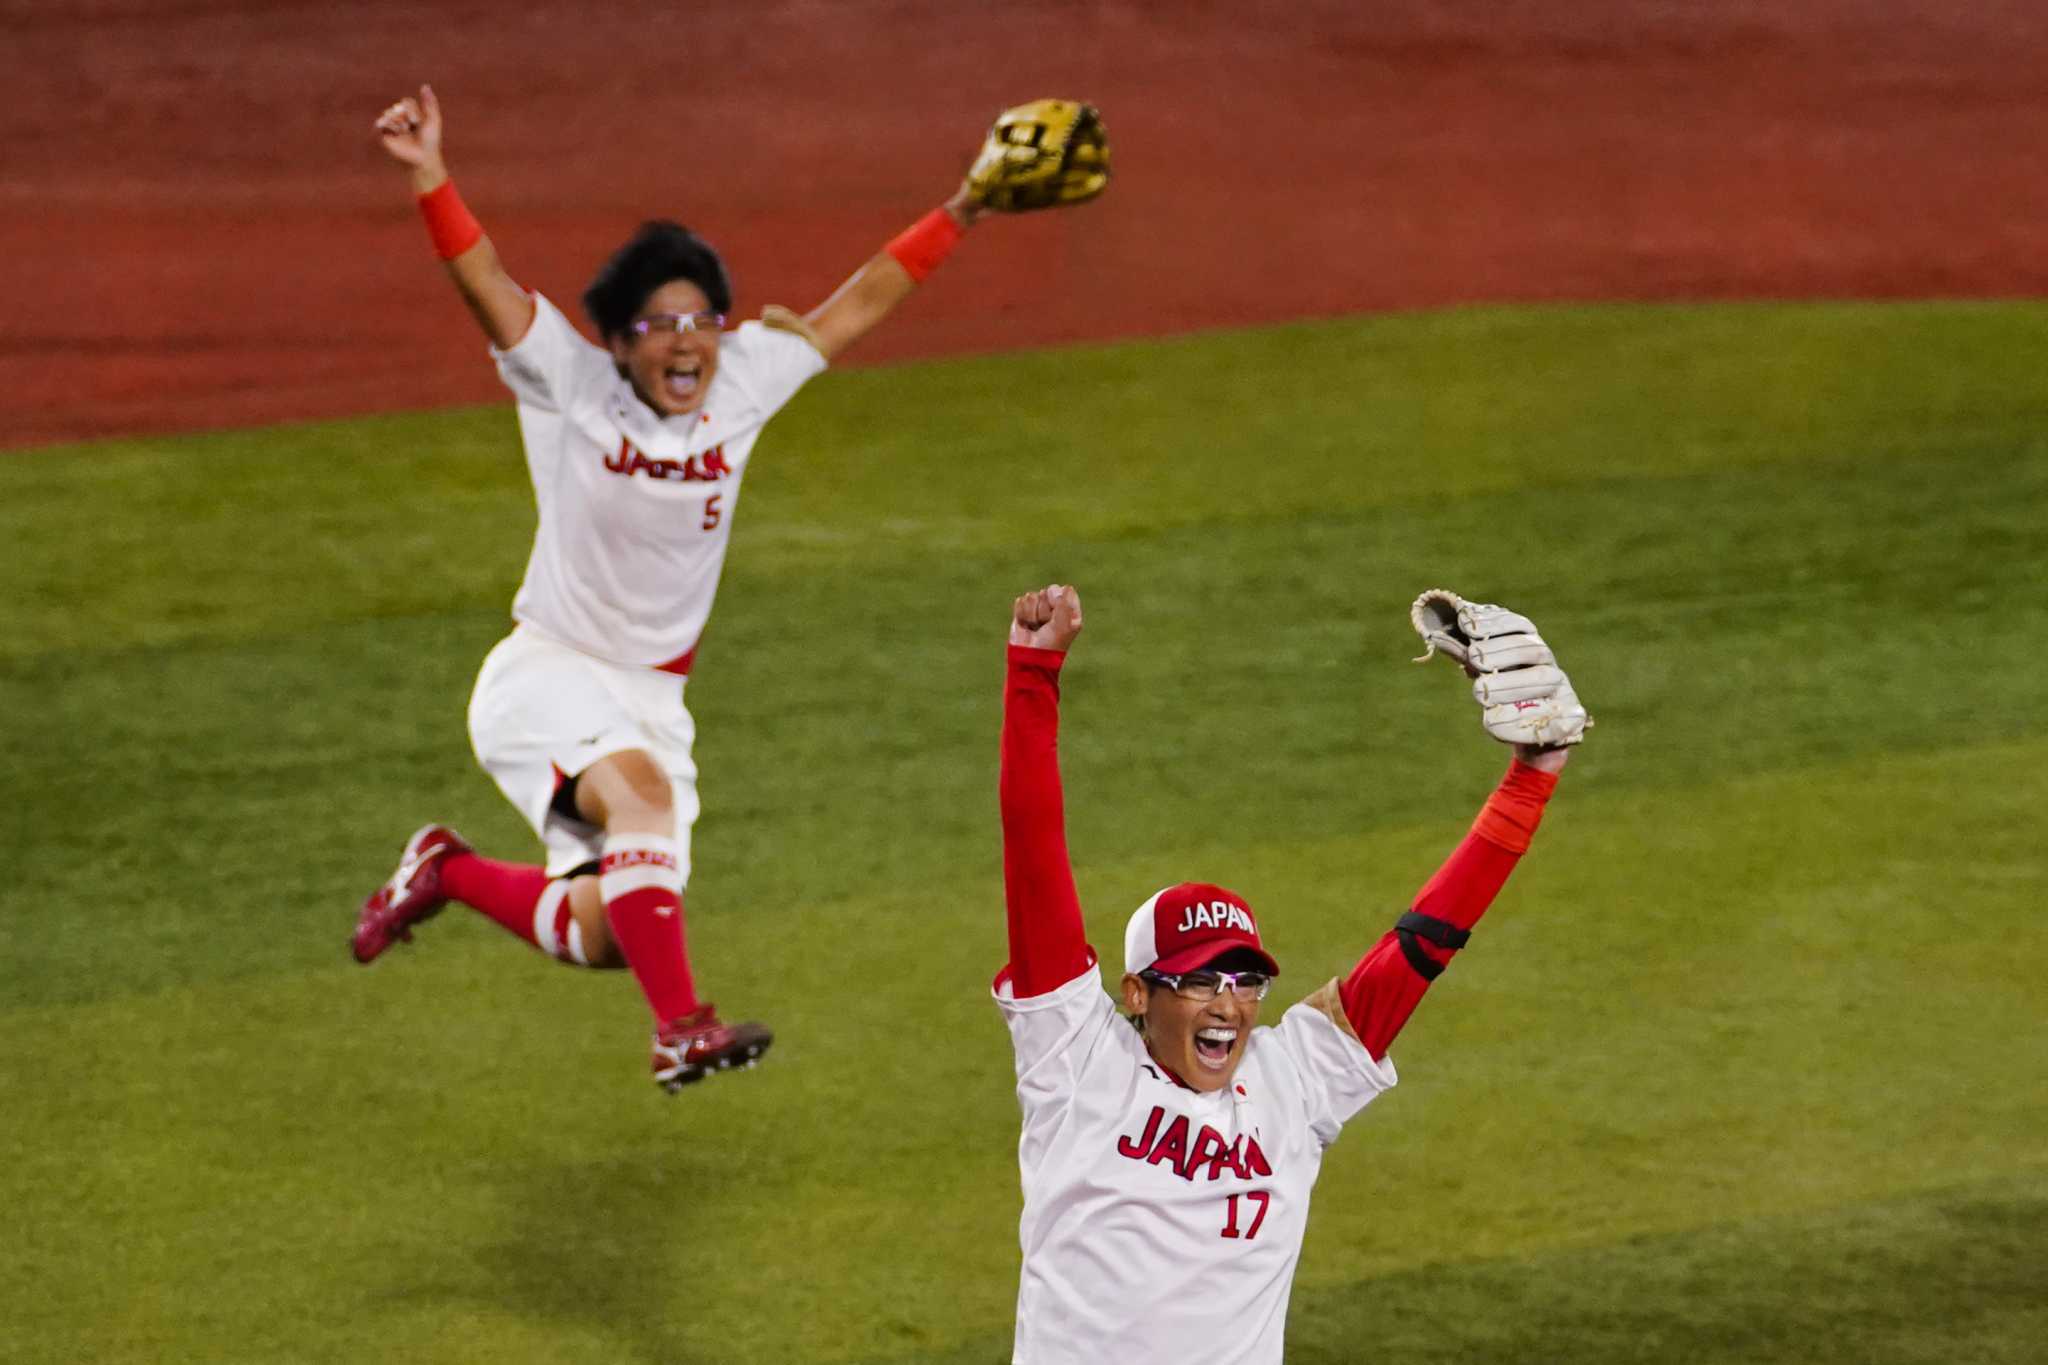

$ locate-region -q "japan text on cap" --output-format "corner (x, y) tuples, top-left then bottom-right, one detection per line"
(1123, 882), (1279, 977)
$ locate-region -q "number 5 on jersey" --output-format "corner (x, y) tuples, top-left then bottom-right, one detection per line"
(702, 494), (723, 530)
(1221, 1189), (1270, 1240)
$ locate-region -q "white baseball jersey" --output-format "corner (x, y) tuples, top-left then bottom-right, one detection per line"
(994, 967), (1397, 1364)
(490, 294), (826, 670)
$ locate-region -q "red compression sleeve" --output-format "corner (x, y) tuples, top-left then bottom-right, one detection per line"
(1339, 759), (1560, 1058)
(884, 208), (963, 283)
(999, 645), (1096, 996)
(416, 179), (484, 261)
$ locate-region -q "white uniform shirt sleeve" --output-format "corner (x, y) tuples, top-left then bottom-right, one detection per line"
(717, 318), (828, 421)
(1267, 986), (1400, 1148)
(490, 293), (613, 414)
(993, 966), (1122, 1170)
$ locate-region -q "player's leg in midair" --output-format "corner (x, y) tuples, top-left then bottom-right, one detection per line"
(352, 826), (622, 968)
(570, 749), (771, 1088)
(570, 750), (700, 1020)
(352, 629), (768, 1089)
(354, 635), (628, 971)
(352, 763), (766, 1090)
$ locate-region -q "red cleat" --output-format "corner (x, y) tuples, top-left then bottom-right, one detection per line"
(351, 825), (471, 964)
(651, 1005), (774, 1091)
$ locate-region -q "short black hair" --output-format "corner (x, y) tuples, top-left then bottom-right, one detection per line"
(582, 221), (733, 340)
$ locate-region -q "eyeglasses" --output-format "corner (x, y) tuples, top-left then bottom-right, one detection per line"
(629, 311), (727, 337)
(1140, 969), (1272, 1002)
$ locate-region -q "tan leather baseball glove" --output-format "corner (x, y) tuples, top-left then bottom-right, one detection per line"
(965, 100), (1111, 212)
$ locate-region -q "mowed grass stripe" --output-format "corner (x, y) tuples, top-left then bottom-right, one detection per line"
(4, 442), (2042, 1006)
(1286, 1174), (2048, 1365)
(853, 1175), (2048, 1365)
(3, 299), (2045, 661)
(2, 739), (2041, 1362)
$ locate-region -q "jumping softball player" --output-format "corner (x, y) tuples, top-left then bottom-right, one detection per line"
(350, 87), (1106, 1090)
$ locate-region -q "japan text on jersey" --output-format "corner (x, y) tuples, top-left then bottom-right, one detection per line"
(489, 295), (826, 670)
(997, 968), (1396, 1364)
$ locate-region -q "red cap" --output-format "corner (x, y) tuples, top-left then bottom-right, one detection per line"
(1123, 882), (1279, 977)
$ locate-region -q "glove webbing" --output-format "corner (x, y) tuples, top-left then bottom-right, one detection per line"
(1394, 911), (1471, 982)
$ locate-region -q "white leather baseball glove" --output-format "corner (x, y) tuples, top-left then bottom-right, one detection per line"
(1411, 589), (1591, 748)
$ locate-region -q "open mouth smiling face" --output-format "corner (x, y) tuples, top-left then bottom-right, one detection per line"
(1193, 1024), (1240, 1070)
(656, 353), (706, 407)
(614, 278), (723, 418)
(1124, 957), (1269, 1093)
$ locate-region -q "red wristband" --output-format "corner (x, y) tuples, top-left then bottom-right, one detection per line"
(417, 179), (484, 261)
(884, 207), (963, 283)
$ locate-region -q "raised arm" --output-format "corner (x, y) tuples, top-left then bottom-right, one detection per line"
(805, 98), (1110, 361)
(1335, 590), (1589, 1059)
(374, 85), (535, 350)
(802, 189), (981, 361)
(999, 584), (1094, 996)
(1338, 749), (1564, 1060)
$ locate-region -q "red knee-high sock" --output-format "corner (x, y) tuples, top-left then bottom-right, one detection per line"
(598, 833), (699, 1023)
(440, 853), (589, 965)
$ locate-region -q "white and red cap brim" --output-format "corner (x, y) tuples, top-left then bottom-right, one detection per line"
(1123, 881), (1279, 977)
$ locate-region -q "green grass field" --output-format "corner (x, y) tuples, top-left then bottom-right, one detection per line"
(3, 301), (2044, 1363)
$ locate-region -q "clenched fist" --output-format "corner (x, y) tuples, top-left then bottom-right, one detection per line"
(1010, 584), (1084, 653)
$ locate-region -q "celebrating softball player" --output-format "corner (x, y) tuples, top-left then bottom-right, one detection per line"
(350, 86), (1107, 1091)
(995, 584), (1587, 1362)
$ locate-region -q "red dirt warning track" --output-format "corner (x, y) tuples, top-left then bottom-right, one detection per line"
(5, 0), (2047, 449)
